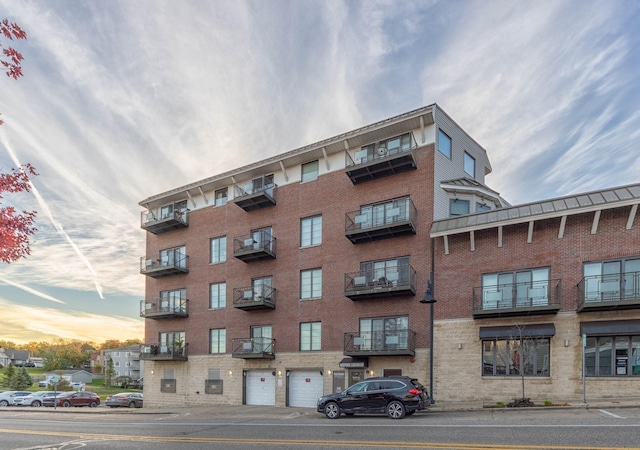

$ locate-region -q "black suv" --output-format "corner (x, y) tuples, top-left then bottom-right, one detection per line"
(317, 376), (428, 419)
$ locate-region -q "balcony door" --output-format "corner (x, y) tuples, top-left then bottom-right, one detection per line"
(251, 325), (272, 353)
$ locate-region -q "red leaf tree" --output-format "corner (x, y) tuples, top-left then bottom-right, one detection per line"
(0, 164), (37, 263)
(0, 19), (36, 263)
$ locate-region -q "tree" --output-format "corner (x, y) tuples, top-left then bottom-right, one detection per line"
(105, 357), (115, 387)
(1, 19), (27, 123)
(1, 19), (36, 264)
(0, 363), (15, 388)
(10, 367), (32, 389)
(0, 164), (38, 263)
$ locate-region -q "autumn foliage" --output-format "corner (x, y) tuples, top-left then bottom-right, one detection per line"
(0, 164), (37, 263)
(1, 19), (27, 125)
(1, 19), (36, 263)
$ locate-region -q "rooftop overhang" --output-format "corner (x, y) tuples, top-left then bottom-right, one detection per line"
(431, 183), (640, 241)
(140, 105), (436, 209)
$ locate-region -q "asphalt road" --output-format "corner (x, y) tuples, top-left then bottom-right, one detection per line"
(1, 405), (640, 449)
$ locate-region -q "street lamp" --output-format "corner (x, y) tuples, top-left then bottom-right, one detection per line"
(420, 271), (436, 404)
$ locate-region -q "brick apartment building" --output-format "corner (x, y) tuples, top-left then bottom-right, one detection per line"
(138, 104), (640, 408)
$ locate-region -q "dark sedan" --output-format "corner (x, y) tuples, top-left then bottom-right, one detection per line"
(105, 392), (143, 408)
(317, 376), (428, 419)
(42, 391), (100, 408)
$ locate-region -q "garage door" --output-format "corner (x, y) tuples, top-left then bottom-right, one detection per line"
(246, 370), (276, 406)
(288, 370), (324, 408)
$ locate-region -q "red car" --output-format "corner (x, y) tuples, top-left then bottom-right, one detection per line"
(43, 391), (100, 408)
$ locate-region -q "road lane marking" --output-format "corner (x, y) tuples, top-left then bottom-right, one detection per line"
(598, 410), (626, 419)
(2, 429), (640, 449)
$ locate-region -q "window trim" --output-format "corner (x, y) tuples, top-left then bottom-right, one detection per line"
(209, 328), (226, 355)
(300, 215), (322, 247)
(300, 321), (322, 351)
(300, 268), (322, 300)
(209, 282), (226, 310)
(464, 151), (475, 177)
(301, 160), (319, 183)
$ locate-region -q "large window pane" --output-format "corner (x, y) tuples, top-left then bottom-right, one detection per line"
(438, 130), (451, 158)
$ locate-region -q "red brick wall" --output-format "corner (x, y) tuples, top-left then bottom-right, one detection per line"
(434, 206), (640, 320)
(144, 144), (436, 354)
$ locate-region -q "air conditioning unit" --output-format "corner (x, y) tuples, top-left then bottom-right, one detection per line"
(376, 146), (387, 156)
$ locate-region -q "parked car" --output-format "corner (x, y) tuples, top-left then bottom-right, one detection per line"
(105, 392), (143, 408)
(317, 376), (428, 419)
(13, 391), (56, 407)
(0, 391), (33, 407)
(42, 391), (100, 408)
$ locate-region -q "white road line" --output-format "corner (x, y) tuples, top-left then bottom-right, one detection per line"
(598, 409), (626, 419)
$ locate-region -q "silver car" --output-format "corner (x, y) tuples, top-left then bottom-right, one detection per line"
(0, 391), (32, 407)
(13, 391), (56, 407)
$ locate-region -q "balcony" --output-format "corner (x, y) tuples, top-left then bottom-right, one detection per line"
(345, 136), (417, 184)
(233, 285), (276, 311)
(472, 279), (562, 318)
(140, 298), (188, 319)
(345, 198), (417, 244)
(344, 329), (416, 357)
(233, 177), (277, 211)
(140, 206), (188, 235)
(577, 272), (640, 312)
(140, 254), (188, 278)
(344, 265), (416, 301)
(232, 337), (275, 359)
(139, 343), (188, 361)
(233, 231), (277, 262)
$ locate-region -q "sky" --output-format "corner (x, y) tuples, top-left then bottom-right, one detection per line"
(0, 0), (639, 346)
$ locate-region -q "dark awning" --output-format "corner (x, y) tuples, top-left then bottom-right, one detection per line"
(580, 320), (640, 336)
(479, 323), (556, 339)
(339, 357), (368, 368)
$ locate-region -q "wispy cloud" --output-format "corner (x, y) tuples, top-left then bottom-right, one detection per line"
(0, 275), (65, 304)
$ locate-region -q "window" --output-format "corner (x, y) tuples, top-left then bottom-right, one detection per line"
(585, 336), (640, 376)
(209, 282), (226, 309)
(160, 246), (187, 268)
(159, 332), (185, 354)
(482, 268), (550, 309)
(160, 200), (187, 220)
(301, 322), (321, 351)
(449, 199), (469, 216)
(210, 236), (226, 264)
(482, 337), (550, 376)
(358, 197), (411, 229)
(359, 316), (409, 351)
(301, 268), (322, 299)
(210, 329), (226, 354)
(476, 202), (491, 213)
(360, 256), (410, 287)
(160, 288), (186, 312)
(302, 160), (319, 182)
(252, 227), (273, 251)
(301, 215), (322, 247)
(215, 188), (227, 206)
(161, 369), (176, 393)
(358, 133), (412, 162)
(583, 258), (640, 303)
(437, 130), (451, 158)
(251, 325), (273, 353)
(464, 151), (475, 177)
(252, 276), (273, 300)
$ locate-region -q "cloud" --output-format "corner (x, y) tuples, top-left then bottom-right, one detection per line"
(0, 298), (143, 344)
(0, 276), (65, 304)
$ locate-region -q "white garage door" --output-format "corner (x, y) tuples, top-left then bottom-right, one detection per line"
(289, 370), (324, 408)
(246, 370), (276, 406)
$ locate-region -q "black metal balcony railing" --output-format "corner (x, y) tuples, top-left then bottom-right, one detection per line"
(140, 205), (189, 235)
(577, 271), (640, 312)
(140, 253), (188, 278)
(233, 230), (277, 262)
(472, 279), (562, 318)
(232, 337), (275, 359)
(344, 264), (416, 300)
(232, 177), (277, 211)
(344, 329), (416, 357)
(140, 297), (188, 319)
(344, 134), (417, 184)
(345, 197), (417, 243)
(233, 285), (276, 310)
(139, 343), (188, 361)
